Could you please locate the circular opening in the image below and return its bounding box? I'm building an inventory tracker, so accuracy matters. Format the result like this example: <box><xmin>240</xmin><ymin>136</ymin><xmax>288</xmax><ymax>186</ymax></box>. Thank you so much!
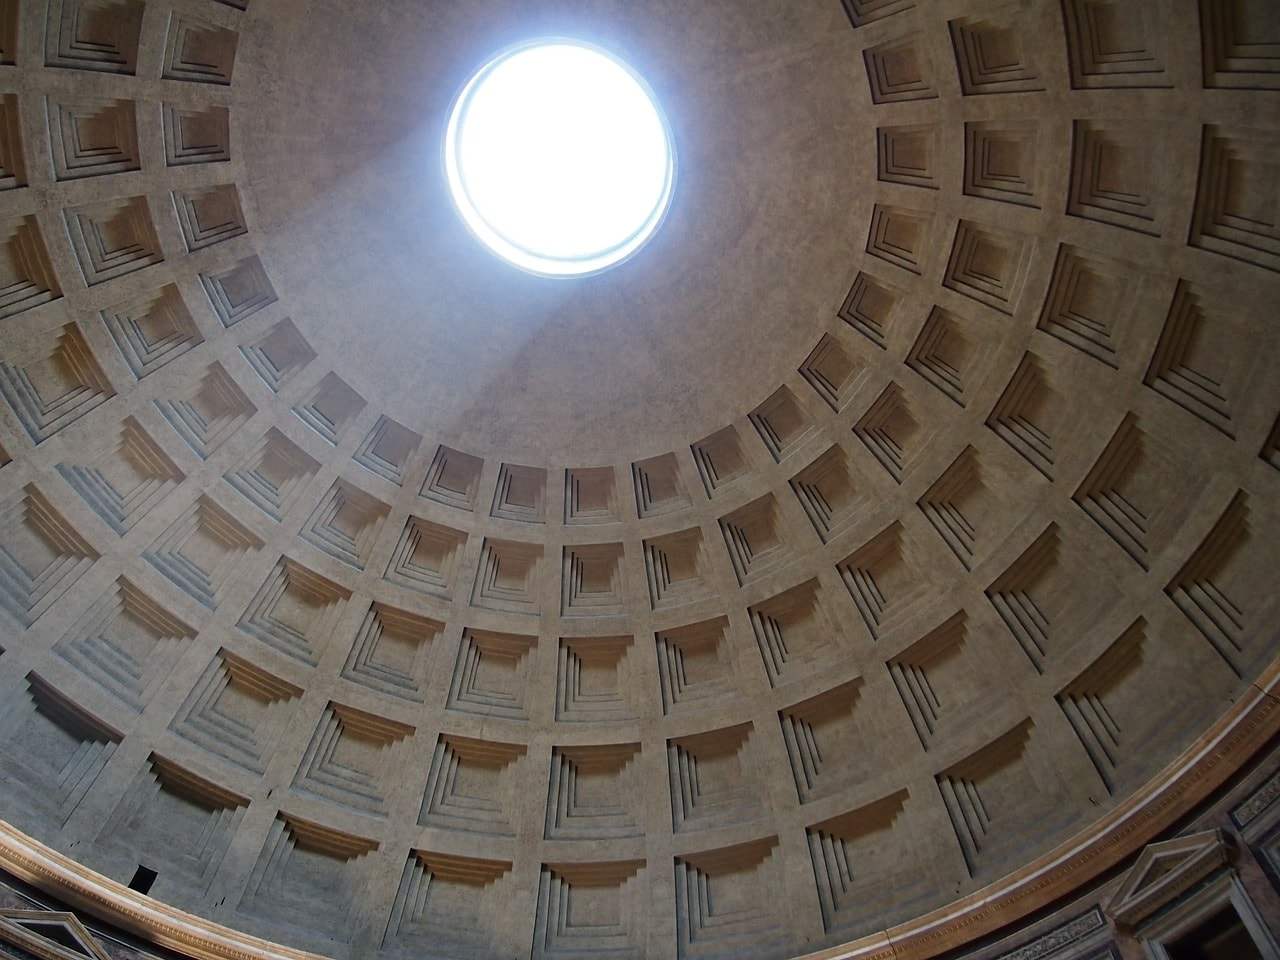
<box><xmin>445</xmin><ymin>39</ymin><xmax>676</xmax><ymax>278</ymax></box>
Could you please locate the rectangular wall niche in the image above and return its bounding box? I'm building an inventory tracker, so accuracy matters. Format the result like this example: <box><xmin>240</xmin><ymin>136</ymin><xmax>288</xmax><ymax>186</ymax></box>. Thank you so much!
<box><xmin>545</xmin><ymin>743</ymin><xmax>643</xmax><ymax>840</ymax></box>
<box><xmin>446</xmin><ymin>629</ymin><xmax>537</xmax><ymax>720</ymax></box>
<box><xmin>668</xmin><ymin>722</ymin><xmax>763</xmax><ymax>833</ymax></box>
<box><xmin>237</xmin><ymin>814</ymin><xmax>377</xmax><ymax>944</ymax></box>
<box><xmin>54</xmin><ymin>577</ymin><xmax>195</xmax><ymax>711</ymax></box>
<box><xmin>385</xmin><ymin>515</ymin><xmax>466</xmax><ymax>599</ymax></box>
<box><xmin>556</xmin><ymin>635</ymin><xmax>636</xmax><ymax>722</ymax></box>
<box><xmin>674</xmin><ymin>838</ymin><xmax>786</xmax><ymax>960</ymax></box>
<box><xmin>418</xmin><ymin>734</ymin><xmax>526</xmax><ymax>836</ymax></box>
<box><xmin>806</xmin><ymin>789</ymin><xmax>931</xmax><ymax>936</ymax></box>
<box><xmin>385</xmin><ymin>851</ymin><xmax>512</xmax><ymax>958</ymax></box>
<box><xmin>238</xmin><ymin>557</ymin><xmax>352</xmax><ymax>665</ymax></box>
<box><xmin>57</xmin><ymin>417</ymin><xmax>184</xmax><ymax>536</ymax></box>
<box><xmin>342</xmin><ymin>603</ymin><xmax>441</xmax><ymax>703</ymax></box>
<box><xmin>169</xmin><ymin>648</ymin><xmax>301</xmax><ymax>774</ymax></box>
<box><xmin>749</xmin><ymin>578</ymin><xmax>840</xmax><ymax>688</ymax></box>
<box><xmin>0</xmin><ymin>325</ymin><xmax>112</xmax><ymax>444</ymax></box>
<box><xmin>633</xmin><ymin>453</ymin><xmax>690</xmax><ymax>518</ymax></box>
<box><xmin>534</xmin><ymin>861</ymin><xmax>646</xmax><ymax>959</ymax></box>
<box><xmin>98</xmin><ymin>754</ymin><xmax>248</xmax><ymax>895</ymax></box>
<box><xmin>561</xmin><ymin>543</ymin><xmax>626</xmax><ymax>617</ymax></box>
<box><xmin>0</xmin><ymin>484</ymin><xmax>98</xmax><ymax>628</ymax></box>
<box><xmin>0</xmin><ymin>673</ymin><xmax>121</xmax><ymax>827</ymax></box>
<box><xmin>46</xmin><ymin>0</ymin><xmax>145</xmax><ymax>74</ymax></box>
<box><xmin>145</xmin><ymin>496</ymin><xmax>263</xmax><ymax>610</ymax></box>
<box><xmin>471</xmin><ymin>538</ymin><xmax>542</xmax><ymax>615</ymax></box>
<box><xmin>656</xmin><ymin>617</ymin><xmax>734</xmax><ymax>714</ymax></box>
<box><xmin>291</xmin><ymin>702</ymin><xmax>414</xmax><ymax>816</ymax></box>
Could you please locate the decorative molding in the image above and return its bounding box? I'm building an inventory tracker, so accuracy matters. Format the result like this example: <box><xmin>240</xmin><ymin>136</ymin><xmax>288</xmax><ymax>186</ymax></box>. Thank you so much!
<box><xmin>1102</xmin><ymin>828</ymin><xmax>1230</xmax><ymax>928</ymax></box>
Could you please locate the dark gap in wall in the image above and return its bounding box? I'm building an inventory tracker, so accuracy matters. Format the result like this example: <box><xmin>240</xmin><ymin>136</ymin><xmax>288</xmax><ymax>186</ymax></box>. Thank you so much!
<box><xmin>128</xmin><ymin>866</ymin><xmax>157</xmax><ymax>896</ymax></box>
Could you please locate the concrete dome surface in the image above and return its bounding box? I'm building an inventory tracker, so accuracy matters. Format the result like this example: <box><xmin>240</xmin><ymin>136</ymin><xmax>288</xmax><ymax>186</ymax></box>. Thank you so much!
<box><xmin>0</xmin><ymin>2</ymin><xmax>1276</xmax><ymax>960</ymax></box>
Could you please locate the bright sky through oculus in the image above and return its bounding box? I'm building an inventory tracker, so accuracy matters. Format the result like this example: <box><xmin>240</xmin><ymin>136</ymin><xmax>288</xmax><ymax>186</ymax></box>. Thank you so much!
<box><xmin>445</xmin><ymin>40</ymin><xmax>676</xmax><ymax>277</ymax></box>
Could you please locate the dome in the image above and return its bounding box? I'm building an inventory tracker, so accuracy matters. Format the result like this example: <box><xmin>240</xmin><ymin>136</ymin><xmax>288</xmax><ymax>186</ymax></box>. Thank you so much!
<box><xmin>0</xmin><ymin>2</ymin><xmax>1277</xmax><ymax>960</ymax></box>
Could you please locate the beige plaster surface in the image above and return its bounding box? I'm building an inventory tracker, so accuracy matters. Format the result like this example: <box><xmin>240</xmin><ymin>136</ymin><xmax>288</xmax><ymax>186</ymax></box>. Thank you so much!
<box><xmin>0</xmin><ymin>1</ymin><xmax>1276</xmax><ymax>959</ymax></box>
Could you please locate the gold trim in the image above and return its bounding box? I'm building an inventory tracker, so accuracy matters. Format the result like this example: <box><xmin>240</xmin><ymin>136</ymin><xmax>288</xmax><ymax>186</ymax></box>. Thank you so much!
<box><xmin>0</xmin><ymin>826</ymin><xmax>324</xmax><ymax>960</ymax></box>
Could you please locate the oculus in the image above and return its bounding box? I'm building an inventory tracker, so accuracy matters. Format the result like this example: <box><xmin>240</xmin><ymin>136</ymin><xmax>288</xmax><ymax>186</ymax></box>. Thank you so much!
<box><xmin>445</xmin><ymin>39</ymin><xmax>676</xmax><ymax>278</ymax></box>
